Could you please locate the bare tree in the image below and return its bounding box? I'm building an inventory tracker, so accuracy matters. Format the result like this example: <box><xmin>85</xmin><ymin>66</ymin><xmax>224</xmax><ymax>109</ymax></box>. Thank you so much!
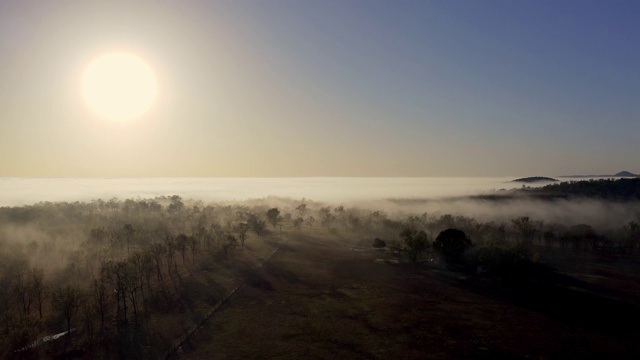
<box><xmin>123</xmin><ymin>224</ymin><xmax>134</xmax><ymax>256</ymax></box>
<box><xmin>52</xmin><ymin>285</ymin><xmax>82</xmax><ymax>334</ymax></box>
<box><xmin>123</xmin><ymin>261</ymin><xmax>141</xmax><ymax>325</ymax></box>
<box><xmin>8</xmin><ymin>261</ymin><xmax>34</xmax><ymax>321</ymax></box>
<box><xmin>175</xmin><ymin>234</ymin><xmax>189</xmax><ymax>264</ymax></box>
<box><xmin>28</xmin><ymin>267</ymin><xmax>46</xmax><ymax>320</ymax></box>
<box><xmin>92</xmin><ymin>277</ymin><xmax>108</xmax><ymax>331</ymax></box>
<box><xmin>150</xmin><ymin>243</ymin><xmax>166</xmax><ymax>288</ymax></box>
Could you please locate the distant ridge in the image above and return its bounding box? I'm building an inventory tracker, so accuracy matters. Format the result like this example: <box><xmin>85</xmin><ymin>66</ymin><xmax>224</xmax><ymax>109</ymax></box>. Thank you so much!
<box><xmin>559</xmin><ymin>171</ymin><xmax>637</xmax><ymax>178</ymax></box>
<box><xmin>614</xmin><ymin>171</ymin><xmax>637</xmax><ymax>177</ymax></box>
<box><xmin>512</xmin><ymin>176</ymin><xmax>558</xmax><ymax>183</ymax></box>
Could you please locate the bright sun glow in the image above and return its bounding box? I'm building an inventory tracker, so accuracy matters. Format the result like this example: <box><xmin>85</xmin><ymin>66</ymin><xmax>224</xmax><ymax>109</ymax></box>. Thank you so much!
<box><xmin>82</xmin><ymin>52</ymin><xmax>158</xmax><ymax>121</ymax></box>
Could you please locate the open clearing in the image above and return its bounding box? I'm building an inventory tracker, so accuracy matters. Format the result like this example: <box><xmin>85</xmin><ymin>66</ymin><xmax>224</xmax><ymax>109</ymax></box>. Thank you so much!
<box><xmin>181</xmin><ymin>229</ymin><xmax>640</xmax><ymax>359</ymax></box>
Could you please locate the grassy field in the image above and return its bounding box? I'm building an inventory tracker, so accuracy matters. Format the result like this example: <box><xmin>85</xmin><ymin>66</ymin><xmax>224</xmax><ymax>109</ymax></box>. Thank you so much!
<box><xmin>177</xmin><ymin>227</ymin><xmax>640</xmax><ymax>360</ymax></box>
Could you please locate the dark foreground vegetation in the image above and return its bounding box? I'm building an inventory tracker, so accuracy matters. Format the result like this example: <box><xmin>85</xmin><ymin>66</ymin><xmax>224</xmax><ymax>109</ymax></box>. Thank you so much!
<box><xmin>1</xmin><ymin>183</ymin><xmax>640</xmax><ymax>359</ymax></box>
<box><xmin>468</xmin><ymin>177</ymin><xmax>640</xmax><ymax>202</ymax></box>
<box><xmin>525</xmin><ymin>177</ymin><xmax>640</xmax><ymax>200</ymax></box>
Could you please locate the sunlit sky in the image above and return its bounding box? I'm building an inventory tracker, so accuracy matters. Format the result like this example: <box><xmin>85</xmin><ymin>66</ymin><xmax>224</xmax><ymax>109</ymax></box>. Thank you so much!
<box><xmin>1</xmin><ymin>0</ymin><xmax>638</xmax><ymax>177</ymax></box>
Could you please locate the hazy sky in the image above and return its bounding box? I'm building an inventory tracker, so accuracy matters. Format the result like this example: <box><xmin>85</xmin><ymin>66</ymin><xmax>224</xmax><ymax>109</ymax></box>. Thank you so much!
<box><xmin>1</xmin><ymin>0</ymin><xmax>638</xmax><ymax>177</ymax></box>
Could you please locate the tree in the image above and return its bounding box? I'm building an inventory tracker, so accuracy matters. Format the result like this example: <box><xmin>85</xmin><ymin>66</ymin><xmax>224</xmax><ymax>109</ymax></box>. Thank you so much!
<box><xmin>622</xmin><ymin>221</ymin><xmax>640</xmax><ymax>255</ymax></box>
<box><xmin>28</xmin><ymin>268</ymin><xmax>46</xmax><ymax>320</ymax></box>
<box><xmin>92</xmin><ymin>277</ymin><xmax>108</xmax><ymax>330</ymax></box>
<box><xmin>123</xmin><ymin>224</ymin><xmax>134</xmax><ymax>256</ymax></box>
<box><xmin>150</xmin><ymin>243</ymin><xmax>166</xmax><ymax>288</ymax></box>
<box><xmin>175</xmin><ymin>234</ymin><xmax>189</xmax><ymax>264</ymax></box>
<box><xmin>168</xmin><ymin>195</ymin><xmax>184</xmax><ymax>213</ymax></box>
<box><xmin>400</xmin><ymin>228</ymin><xmax>429</xmax><ymax>263</ymax></box>
<box><xmin>266</xmin><ymin>208</ymin><xmax>281</xmax><ymax>229</ymax></box>
<box><xmin>123</xmin><ymin>261</ymin><xmax>141</xmax><ymax>325</ymax></box>
<box><xmin>334</xmin><ymin>206</ymin><xmax>347</xmax><ymax>229</ymax></box>
<box><xmin>105</xmin><ymin>261</ymin><xmax>131</xmax><ymax>326</ymax></box>
<box><xmin>52</xmin><ymin>285</ymin><xmax>82</xmax><ymax>334</ymax></box>
<box><xmin>222</xmin><ymin>234</ymin><xmax>238</xmax><ymax>257</ymax></box>
<box><xmin>11</xmin><ymin>265</ymin><xmax>30</xmax><ymax>319</ymax></box>
<box><xmin>293</xmin><ymin>217</ymin><xmax>304</xmax><ymax>230</ymax></box>
<box><xmin>27</xmin><ymin>241</ymin><xmax>39</xmax><ymax>265</ymax></box>
<box><xmin>348</xmin><ymin>214</ymin><xmax>361</xmax><ymax>232</ymax></box>
<box><xmin>433</xmin><ymin>229</ymin><xmax>472</xmax><ymax>263</ymax></box>
<box><xmin>319</xmin><ymin>207</ymin><xmax>335</xmax><ymax>229</ymax></box>
<box><xmin>306</xmin><ymin>216</ymin><xmax>315</xmax><ymax>227</ymax></box>
<box><xmin>295</xmin><ymin>200</ymin><xmax>307</xmax><ymax>218</ymax></box>
<box><xmin>511</xmin><ymin>216</ymin><xmax>538</xmax><ymax>245</ymax></box>
<box><xmin>235</xmin><ymin>222</ymin><xmax>251</xmax><ymax>248</ymax></box>
<box><xmin>562</xmin><ymin>224</ymin><xmax>598</xmax><ymax>254</ymax></box>
<box><xmin>367</xmin><ymin>211</ymin><xmax>385</xmax><ymax>238</ymax></box>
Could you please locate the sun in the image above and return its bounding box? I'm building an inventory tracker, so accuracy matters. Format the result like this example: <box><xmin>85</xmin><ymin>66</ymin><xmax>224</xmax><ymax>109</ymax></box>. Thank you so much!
<box><xmin>82</xmin><ymin>52</ymin><xmax>158</xmax><ymax>121</ymax></box>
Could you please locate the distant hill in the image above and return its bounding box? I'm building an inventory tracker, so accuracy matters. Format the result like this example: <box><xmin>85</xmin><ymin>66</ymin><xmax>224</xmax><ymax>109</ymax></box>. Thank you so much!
<box><xmin>512</xmin><ymin>176</ymin><xmax>558</xmax><ymax>183</ymax></box>
<box><xmin>524</xmin><ymin>177</ymin><xmax>640</xmax><ymax>201</ymax></box>
<box><xmin>614</xmin><ymin>171</ymin><xmax>637</xmax><ymax>177</ymax></box>
<box><xmin>559</xmin><ymin>170</ymin><xmax>637</xmax><ymax>178</ymax></box>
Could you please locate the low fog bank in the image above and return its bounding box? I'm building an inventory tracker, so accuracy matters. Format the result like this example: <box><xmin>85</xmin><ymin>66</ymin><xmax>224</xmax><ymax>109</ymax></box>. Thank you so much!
<box><xmin>2</xmin><ymin>177</ymin><xmax>637</xmax><ymax>231</ymax></box>
<box><xmin>2</xmin><ymin>179</ymin><xmax>638</xmax><ymax>358</ymax></box>
<box><xmin>0</xmin><ymin>194</ymin><xmax>637</xmax><ymax>281</ymax></box>
<box><xmin>235</xmin><ymin>196</ymin><xmax>639</xmax><ymax>232</ymax></box>
<box><xmin>366</xmin><ymin>198</ymin><xmax>640</xmax><ymax>231</ymax></box>
<box><xmin>1</xmin><ymin>177</ymin><xmax>530</xmax><ymax>206</ymax></box>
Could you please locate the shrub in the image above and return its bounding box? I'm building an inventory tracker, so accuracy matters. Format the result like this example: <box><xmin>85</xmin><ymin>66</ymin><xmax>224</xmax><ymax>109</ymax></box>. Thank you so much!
<box><xmin>372</xmin><ymin>238</ymin><xmax>386</xmax><ymax>248</ymax></box>
<box><xmin>400</xmin><ymin>228</ymin><xmax>429</xmax><ymax>263</ymax></box>
<box><xmin>463</xmin><ymin>245</ymin><xmax>535</xmax><ymax>283</ymax></box>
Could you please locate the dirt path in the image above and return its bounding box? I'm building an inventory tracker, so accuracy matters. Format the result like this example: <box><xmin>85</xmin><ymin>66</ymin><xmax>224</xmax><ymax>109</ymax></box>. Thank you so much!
<box><xmin>181</xmin><ymin>230</ymin><xmax>640</xmax><ymax>359</ymax></box>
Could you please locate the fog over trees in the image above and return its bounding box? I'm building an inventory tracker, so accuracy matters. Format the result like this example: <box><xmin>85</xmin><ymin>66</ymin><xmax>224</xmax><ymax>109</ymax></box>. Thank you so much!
<box><xmin>1</xmin><ymin>179</ymin><xmax>640</xmax><ymax>358</ymax></box>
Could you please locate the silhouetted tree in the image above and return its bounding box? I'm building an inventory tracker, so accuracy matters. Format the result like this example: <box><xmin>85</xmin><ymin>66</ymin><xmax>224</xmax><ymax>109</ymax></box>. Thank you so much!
<box><xmin>175</xmin><ymin>234</ymin><xmax>189</xmax><ymax>264</ymax></box>
<box><xmin>247</xmin><ymin>214</ymin><xmax>266</xmax><ymax>236</ymax></box>
<box><xmin>222</xmin><ymin>235</ymin><xmax>238</xmax><ymax>257</ymax></box>
<box><xmin>334</xmin><ymin>206</ymin><xmax>347</xmax><ymax>229</ymax></box>
<box><xmin>123</xmin><ymin>224</ymin><xmax>134</xmax><ymax>256</ymax></box>
<box><xmin>622</xmin><ymin>221</ymin><xmax>640</xmax><ymax>255</ymax></box>
<box><xmin>28</xmin><ymin>267</ymin><xmax>46</xmax><ymax>320</ymax></box>
<box><xmin>319</xmin><ymin>207</ymin><xmax>335</xmax><ymax>229</ymax></box>
<box><xmin>306</xmin><ymin>216</ymin><xmax>315</xmax><ymax>227</ymax></box>
<box><xmin>561</xmin><ymin>224</ymin><xmax>598</xmax><ymax>254</ymax></box>
<box><xmin>348</xmin><ymin>214</ymin><xmax>361</xmax><ymax>232</ymax></box>
<box><xmin>266</xmin><ymin>208</ymin><xmax>281</xmax><ymax>229</ymax></box>
<box><xmin>511</xmin><ymin>216</ymin><xmax>538</xmax><ymax>245</ymax></box>
<box><xmin>235</xmin><ymin>222</ymin><xmax>251</xmax><ymax>248</ymax></box>
<box><xmin>168</xmin><ymin>195</ymin><xmax>184</xmax><ymax>213</ymax></box>
<box><xmin>52</xmin><ymin>285</ymin><xmax>82</xmax><ymax>334</ymax></box>
<box><xmin>433</xmin><ymin>229</ymin><xmax>472</xmax><ymax>263</ymax></box>
<box><xmin>295</xmin><ymin>200</ymin><xmax>307</xmax><ymax>218</ymax></box>
<box><xmin>92</xmin><ymin>276</ymin><xmax>108</xmax><ymax>330</ymax></box>
<box><xmin>150</xmin><ymin>243</ymin><xmax>166</xmax><ymax>288</ymax></box>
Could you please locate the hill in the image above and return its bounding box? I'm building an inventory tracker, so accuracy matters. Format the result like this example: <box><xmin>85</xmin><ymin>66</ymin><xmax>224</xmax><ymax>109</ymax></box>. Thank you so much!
<box><xmin>512</xmin><ymin>176</ymin><xmax>558</xmax><ymax>183</ymax></box>
<box><xmin>560</xmin><ymin>170</ymin><xmax>637</xmax><ymax>178</ymax></box>
<box><xmin>525</xmin><ymin>177</ymin><xmax>640</xmax><ymax>200</ymax></box>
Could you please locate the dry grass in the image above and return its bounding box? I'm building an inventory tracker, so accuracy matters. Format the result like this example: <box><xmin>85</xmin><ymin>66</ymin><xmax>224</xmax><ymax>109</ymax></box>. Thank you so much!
<box><xmin>181</xmin><ymin>228</ymin><xmax>640</xmax><ymax>360</ymax></box>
